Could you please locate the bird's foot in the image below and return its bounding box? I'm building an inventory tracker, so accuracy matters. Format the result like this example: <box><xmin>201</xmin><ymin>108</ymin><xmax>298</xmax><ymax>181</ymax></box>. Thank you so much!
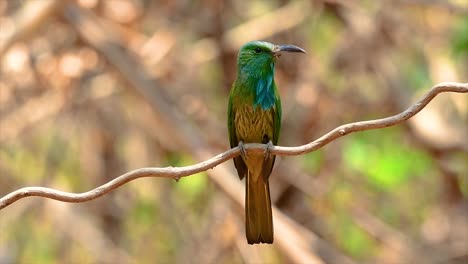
<box><xmin>264</xmin><ymin>141</ymin><xmax>274</xmax><ymax>160</ymax></box>
<box><xmin>238</xmin><ymin>141</ymin><xmax>247</xmax><ymax>160</ymax></box>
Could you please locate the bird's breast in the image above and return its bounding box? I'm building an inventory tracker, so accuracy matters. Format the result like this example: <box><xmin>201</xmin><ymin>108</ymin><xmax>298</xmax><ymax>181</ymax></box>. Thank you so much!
<box><xmin>234</xmin><ymin>104</ymin><xmax>275</xmax><ymax>144</ymax></box>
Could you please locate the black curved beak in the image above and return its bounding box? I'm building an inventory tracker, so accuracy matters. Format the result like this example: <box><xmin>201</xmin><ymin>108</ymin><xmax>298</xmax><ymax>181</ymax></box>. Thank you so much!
<box><xmin>278</xmin><ymin>45</ymin><xmax>307</xmax><ymax>53</ymax></box>
<box><xmin>273</xmin><ymin>44</ymin><xmax>306</xmax><ymax>57</ymax></box>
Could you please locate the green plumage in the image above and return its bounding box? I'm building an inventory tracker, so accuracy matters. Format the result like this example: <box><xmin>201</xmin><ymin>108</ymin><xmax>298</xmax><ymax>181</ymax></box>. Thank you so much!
<box><xmin>227</xmin><ymin>41</ymin><xmax>305</xmax><ymax>244</ymax></box>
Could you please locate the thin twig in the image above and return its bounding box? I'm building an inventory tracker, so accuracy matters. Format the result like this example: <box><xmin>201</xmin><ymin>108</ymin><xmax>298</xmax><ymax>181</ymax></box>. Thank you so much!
<box><xmin>0</xmin><ymin>82</ymin><xmax>467</xmax><ymax>210</ymax></box>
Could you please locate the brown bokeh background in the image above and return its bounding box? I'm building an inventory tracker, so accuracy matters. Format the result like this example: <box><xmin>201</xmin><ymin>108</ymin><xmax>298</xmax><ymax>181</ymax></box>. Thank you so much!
<box><xmin>1</xmin><ymin>0</ymin><xmax>467</xmax><ymax>263</ymax></box>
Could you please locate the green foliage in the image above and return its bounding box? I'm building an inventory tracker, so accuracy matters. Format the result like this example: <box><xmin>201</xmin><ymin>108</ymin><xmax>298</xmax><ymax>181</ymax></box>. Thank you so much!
<box><xmin>175</xmin><ymin>171</ymin><xmax>208</xmax><ymax>202</ymax></box>
<box><xmin>18</xmin><ymin>216</ymin><xmax>58</xmax><ymax>264</ymax></box>
<box><xmin>172</xmin><ymin>155</ymin><xmax>209</xmax><ymax>203</ymax></box>
<box><xmin>327</xmin><ymin>182</ymin><xmax>376</xmax><ymax>259</ymax></box>
<box><xmin>343</xmin><ymin>129</ymin><xmax>433</xmax><ymax>191</ymax></box>
<box><xmin>402</xmin><ymin>56</ymin><xmax>432</xmax><ymax>92</ymax></box>
<box><xmin>1</xmin><ymin>145</ymin><xmax>46</xmax><ymax>182</ymax></box>
<box><xmin>0</xmin><ymin>132</ymin><xmax>82</xmax><ymax>187</ymax></box>
<box><xmin>339</xmin><ymin>220</ymin><xmax>375</xmax><ymax>258</ymax></box>
<box><xmin>306</xmin><ymin>10</ymin><xmax>342</xmax><ymax>63</ymax></box>
<box><xmin>452</xmin><ymin>16</ymin><xmax>468</xmax><ymax>56</ymax></box>
<box><xmin>132</xmin><ymin>199</ymin><xmax>159</xmax><ymax>226</ymax></box>
<box><xmin>125</xmin><ymin>199</ymin><xmax>169</xmax><ymax>262</ymax></box>
<box><xmin>302</xmin><ymin>150</ymin><xmax>324</xmax><ymax>174</ymax></box>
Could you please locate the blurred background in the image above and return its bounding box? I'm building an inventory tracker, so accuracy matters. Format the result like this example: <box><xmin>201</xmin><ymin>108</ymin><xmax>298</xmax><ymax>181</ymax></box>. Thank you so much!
<box><xmin>1</xmin><ymin>0</ymin><xmax>467</xmax><ymax>263</ymax></box>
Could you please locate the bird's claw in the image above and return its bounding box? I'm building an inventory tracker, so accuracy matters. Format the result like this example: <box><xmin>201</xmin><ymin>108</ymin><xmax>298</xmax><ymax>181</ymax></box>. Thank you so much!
<box><xmin>264</xmin><ymin>141</ymin><xmax>274</xmax><ymax>160</ymax></box>
<box><xmin>239</xmin><ymin>141</ymin><xmax>247</xmax><ymax>160</ymax></box>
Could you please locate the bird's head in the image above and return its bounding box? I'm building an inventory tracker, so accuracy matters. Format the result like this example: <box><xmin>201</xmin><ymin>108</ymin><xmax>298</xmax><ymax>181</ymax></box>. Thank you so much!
<box><xmin>237</xmin><ymin>41</ymin><xmax>306</xmax><ymax>76</ymax></box>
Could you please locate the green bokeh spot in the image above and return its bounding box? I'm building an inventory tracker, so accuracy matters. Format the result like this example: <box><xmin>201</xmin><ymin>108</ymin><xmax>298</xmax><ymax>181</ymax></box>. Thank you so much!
<box><xmin>402</xmin><ymin>58</ymin><xmax>432</xmax><ymax>92</ymax></box>
<box><xmin>170</xmin><ymin>155</ymin><xmax>208</xmax><ymax>200</ymax></box>
<box><xmin>341</xmin><ymin>222</ymin><xmax>374</xmax><ymax>258</ymax></box>
<box><xmin>307</xmin><ymin>10</ymin><xmax>342</xmax><ymax>62</ymax></box>
<box><xmin>303</xmin><ymin>150</ymin><xmax>324</xmax><ymax>174</ymax></box>
<box><xmin>343</xmin><ymin>130</ymin><xmax>433</xmax><ymax>190</ymax></box>
<box><xmin>176</xmin><ymin>171</ymin><xmax>208</xmax><ymax>199</ymax></box>
<box><xmin>452</xmin><ymin>16</ymin><xmax>468</xmax><ymax>55</ymax></box>
<box><xmin>133</xmin><ymin>199</ymin><xmax>158</xmax><ymax>225</ymax></box>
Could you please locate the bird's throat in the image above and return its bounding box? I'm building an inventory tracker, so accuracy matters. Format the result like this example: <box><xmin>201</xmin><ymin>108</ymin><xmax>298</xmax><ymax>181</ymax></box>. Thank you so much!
<box><xmin>244</xmin><ymin>62</ymin><xmax>275</xmax><ymax>111</ymax></box>
<box><xmin>254</xmin><ymin>74</ymin><xmax>275</xmax><ymax>110</ymax></box>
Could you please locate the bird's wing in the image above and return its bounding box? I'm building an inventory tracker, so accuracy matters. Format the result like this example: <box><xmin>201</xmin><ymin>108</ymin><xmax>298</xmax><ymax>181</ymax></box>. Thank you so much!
<box><xmin>273</xmin><ymin>88</ymin><xmax>282</xmax><ymax>145</ymax></box>
<box><xmin>261</xmin><ymin>85</ymin><xmax>282</xmax><ymax>181</ymax></box>
<box><xmin>228</xmin><ymin>88</ymin><xmax>248</xmax><ymax>180</ymax></box>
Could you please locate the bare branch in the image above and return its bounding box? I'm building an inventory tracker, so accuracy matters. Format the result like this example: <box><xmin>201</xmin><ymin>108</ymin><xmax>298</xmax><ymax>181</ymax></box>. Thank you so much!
<box><xmin>0</xmin><ymin>0</ymin><xmax>62</xmax><ymax>57</ymax></box>
<box><xmin>0</xmin><ymin>82</ymin><xmax>467</xmax><ymax>210</ymax></box>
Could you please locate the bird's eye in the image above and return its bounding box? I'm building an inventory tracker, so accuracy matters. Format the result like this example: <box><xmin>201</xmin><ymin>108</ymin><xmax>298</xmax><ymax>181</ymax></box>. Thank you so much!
<box><xmin>254</xmin><ymin>47</ymin><xmax>262</xmax><ymax>54</ymax></box>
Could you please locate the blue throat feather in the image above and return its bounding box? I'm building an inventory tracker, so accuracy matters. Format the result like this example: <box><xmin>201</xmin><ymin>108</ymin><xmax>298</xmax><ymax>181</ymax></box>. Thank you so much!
<box><xmin>254</xmin><ymin>63</ymin><xmax>275</xmax><ymax>110</ymax></box>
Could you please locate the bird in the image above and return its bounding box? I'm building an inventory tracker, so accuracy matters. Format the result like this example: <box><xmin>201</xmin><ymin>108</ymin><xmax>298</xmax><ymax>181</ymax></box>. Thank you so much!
<box><xmin>227</xmin><ymin>41</ymin><xmax>306</xmax><ymax>244</ymax></box>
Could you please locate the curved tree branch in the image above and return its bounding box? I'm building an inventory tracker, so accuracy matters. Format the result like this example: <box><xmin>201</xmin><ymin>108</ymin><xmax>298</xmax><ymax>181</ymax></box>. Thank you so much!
<box><xmin>1</xmin><ymin>82</ymin><xmax>467</xmax><ymax>210</ymax></box>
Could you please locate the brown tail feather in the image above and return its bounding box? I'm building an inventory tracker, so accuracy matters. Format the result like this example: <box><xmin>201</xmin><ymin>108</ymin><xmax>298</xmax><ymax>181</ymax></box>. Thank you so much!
<box><xmin>245</xmin><ymin>171</ymin><xmax>273</xmax><ymax>244</ymax></box>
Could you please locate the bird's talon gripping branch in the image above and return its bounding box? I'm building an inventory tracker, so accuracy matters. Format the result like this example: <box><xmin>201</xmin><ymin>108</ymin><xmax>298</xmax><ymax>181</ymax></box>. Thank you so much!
<box><xmin>264</xmin><ymin>141</ymin><xmax>274</xmax><ymax>161</ymax></box>
<box><xmin>238</xmin><ymin>141</ymin><xmax>247</xmax><ymax>159</ymax></box>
